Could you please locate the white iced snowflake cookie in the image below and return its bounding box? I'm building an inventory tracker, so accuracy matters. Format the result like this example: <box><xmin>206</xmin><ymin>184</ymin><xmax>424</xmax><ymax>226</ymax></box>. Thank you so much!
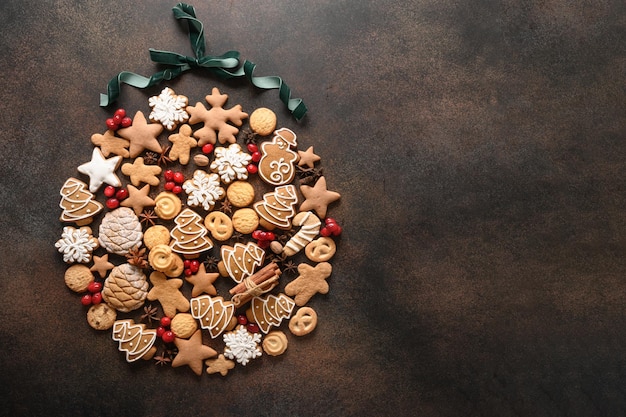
<box><xmin>223</xmin><ymin>325</ymin><xmax>262</xmax><ymax>365</ymax></box>
<box><xmin>183</xmin><ymin>170</ymin><xmax>224</xmax><ymax>211</ymax></box>
<box><xmin>55</xmin><ymin>226</ymin><xmax>99</xmax><ymax>263</ymax></box>
<box><xmin>210</xmin><ymin>143</ymin><xmax>252</xmax><ymax>184</ymax></box>
<box><xmin>148</xmin><ymin>87</ymin><xmax>189</xmax><ymax>130</ymax></box>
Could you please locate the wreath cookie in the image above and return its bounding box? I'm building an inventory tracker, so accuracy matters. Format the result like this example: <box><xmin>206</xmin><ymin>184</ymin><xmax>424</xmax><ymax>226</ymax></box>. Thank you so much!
<box><xmin>56</xmin><ymin>4</ymin><xmax>341</xmax><ymax>377</ymax></box>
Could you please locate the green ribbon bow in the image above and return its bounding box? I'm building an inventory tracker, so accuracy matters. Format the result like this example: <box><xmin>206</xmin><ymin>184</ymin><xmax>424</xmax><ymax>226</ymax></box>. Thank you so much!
<box><xmin>100</xmin><ymin>3</ymin><xmax>307</xmax><ymax>120</ymax></box>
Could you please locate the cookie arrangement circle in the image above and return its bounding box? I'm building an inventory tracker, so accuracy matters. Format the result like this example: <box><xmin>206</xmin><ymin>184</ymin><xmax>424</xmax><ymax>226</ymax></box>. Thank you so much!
<box><xmin>56</xmin><ymin>86</ymin><xmax>342</xmax><ymax>376</ymax></box>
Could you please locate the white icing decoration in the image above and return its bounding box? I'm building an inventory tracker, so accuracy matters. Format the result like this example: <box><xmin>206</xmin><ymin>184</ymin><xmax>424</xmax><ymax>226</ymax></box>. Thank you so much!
<box><xmin>148</xmin><ymin>87</ymin><xmax>189</xmax><ymax>130</ymax></box>
<box><xmin>210</xmin><ymin>144</ymin><xmax>252</xmax><ymax>184</ymax></box>
<box><xmin>77</xmin><ymin>147</ymin><xmax>122</xmax><ymax>193</ymax></box>
<box><xmin>183</xmin><ymin>170</ymin><xmax>224</xmax><ymax>211</ymax></box>
<box><xmin>55</xmin><ymin>226</ymin><xmax>98</xmax><ymax>263</ymax></box>
<box><xmin>223</xmin><ymin>325</ymin><xmax>262</xmax><ymax>365</ymax></box>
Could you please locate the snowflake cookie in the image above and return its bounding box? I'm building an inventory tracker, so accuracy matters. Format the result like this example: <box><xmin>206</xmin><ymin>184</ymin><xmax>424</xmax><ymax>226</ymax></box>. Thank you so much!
<box><xmin>55</xmin><ymin>226</ymin><xmax>99</xmax><ymax>263</ymax></box>
<box><xmin>223</xmin><ymin>325</ymin><xmax>262</xmax><ymax>365</ymax></box>
<box><xmin>183</xmin><ymin>170</ymin><xmax>225</xmax><ymax>211</ymax></box>
<box><xmin>148</xmin><ymin>87</ymin><xmax>189</xmax><ymax>130</ymax></box>
<box><xmin>210</xmin><ymin>143</ymin><xmax>252</xmax><ymax>184</ymax></box>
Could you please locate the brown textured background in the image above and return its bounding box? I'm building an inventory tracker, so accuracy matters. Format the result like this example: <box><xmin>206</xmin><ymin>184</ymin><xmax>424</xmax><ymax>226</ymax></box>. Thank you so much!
<box><xmin>1</xmin><ymin>0</ymin><xmax>626</xmax><ymax>416</ymax></box>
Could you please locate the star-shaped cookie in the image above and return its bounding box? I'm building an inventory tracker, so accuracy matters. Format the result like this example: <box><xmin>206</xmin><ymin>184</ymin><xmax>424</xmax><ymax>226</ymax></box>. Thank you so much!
<box><xmin>121</xmin><ymin>157</ymin><xmax>162</xmax><ymax>187</ymax></box>
<box><xmin>297</xmin><ymin>146</ymin><xmax>321</xmax><ymax>168</ymax></box>
<box><xmin>90</xmin><ymin>254</ymin><xmax>115</xmax><ymax>278</ymax></box>
<box><xmin>185</xmin><ymin>263</ymin><xmax>219</xmax><ymax>297</ymax></box>
<box><xmin>91</xmin><ymin>130</ymin><xmax>130</xmax><ymax>158</ymax></box>
<box><xmin>299</xmin><ymin>176</ymin><xmax>340</xmax><ymax>219</ymax></box>
<box><xmin>77</xmin><ymin>147</ymin><xmax>122</xmax><ymax>192</ymax></box>
<box><xmin>117</xmin><ymin>111</ymin><xmax>164</xmax><ymax>158</ymax></box>
<box><xmin>205</xmin><ymin>354</ymin><xmax>235</xmax><ymax>376</ymax></box>
<box><xmin>121</xmin><ymin>184</ymin><xmax>155</xmax><ymax>215</ymax></box>
<box><xmin>172</xmin><ymin>330</ymin><xmax>217</xmax><ymax>375</ymax></box>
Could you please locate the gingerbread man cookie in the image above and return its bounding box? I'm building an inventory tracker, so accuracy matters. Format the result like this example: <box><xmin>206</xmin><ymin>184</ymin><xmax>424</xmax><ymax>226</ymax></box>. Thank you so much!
<box><xmin>284</xmin><ymin>262</ymin><xmax>332</xmax><ymax>306</ymax></box>
<box><xmin>147</xmin><ymin>271</ymin><xmax>190</xmax><ymax>317</ymax></box>
<box><xmin>168</xmin><ymin>124</ymin><xmax>197</xmax><ymax>164</ymax></box>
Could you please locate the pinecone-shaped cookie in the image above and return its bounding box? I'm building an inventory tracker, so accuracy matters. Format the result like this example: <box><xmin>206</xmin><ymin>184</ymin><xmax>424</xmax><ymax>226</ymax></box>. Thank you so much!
<box><xmin>98</xmin><ymin>207</ymin><xmax>143</xmax><ymax>256</ymax></box>
<box><xmin>102</xmin><ymin>263</ymin><xmax>149</xmax><ymax>312</ymax></box>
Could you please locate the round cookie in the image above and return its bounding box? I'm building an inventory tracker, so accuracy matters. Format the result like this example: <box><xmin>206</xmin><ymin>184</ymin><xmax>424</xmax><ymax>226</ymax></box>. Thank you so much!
<box><xmin>171</xmin><ymin>313</ymin><xmax>198</xmax><ymax>339</ymax></box>
<box><xmin>143</xmin><ymin>225</ymin><xmax>171</xmax><ymax>249</ymax></box>
<box><xmin>64</xmin><ymin>264</ymin><xmax>94</xmax><ymax>293</ymax></box>
<box><xmin>249</xmin><ymin>107</ymin><xmax>277</xmax><ymax>136</ymax></box>
<box><xmin>226</xmin><ymin>181</ymin><xmax>255</xmax><ymax>207</ymax></box>
<box><xmin>288</xmin><ymin>306</ymin><xmax>318</xmax><ymax>336</ymax></box>
<box><xmin>87</xmin><ymin>303</ymin><xmax>117</xmax><ymax>330</ymax></box>
<box><xmin>262</xmin><ymin>330</ymin><xmax>288</xmax><ymax>356</ymax></box>
<box><xmin>154</xmin><ymin>191</ymin><xmax>182</xmax><ymax>220</ymax></box>
<box><xmin>231</xmin><ymin>208</ymin><xmax>259</xmax><ymax>234</ymax></box>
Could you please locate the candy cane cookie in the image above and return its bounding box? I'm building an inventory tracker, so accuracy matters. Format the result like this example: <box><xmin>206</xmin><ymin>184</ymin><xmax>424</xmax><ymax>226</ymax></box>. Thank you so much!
<box><xmin>281</xmin><ymin>211</ymin><xmax>321</xmax><ymax>257</ymax></box>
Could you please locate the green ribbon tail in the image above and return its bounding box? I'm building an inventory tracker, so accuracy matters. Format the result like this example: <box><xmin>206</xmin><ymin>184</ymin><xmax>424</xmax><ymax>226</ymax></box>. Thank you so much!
<box><xmin>242</xmin><ymin>60</ymin><xmax>307</xmax><ymax>121</ymax></box>
<box><xmin>99</xmin><ymin>68</ymin><xmax>183</xmax><ymax>107</ymax></box>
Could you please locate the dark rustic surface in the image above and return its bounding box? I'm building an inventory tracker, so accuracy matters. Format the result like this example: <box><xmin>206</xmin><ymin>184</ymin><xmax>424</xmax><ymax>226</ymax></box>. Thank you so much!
<box><xmin>1</xmin><ymin>1</ymin><xmax>626</xmax><ymax>416</ymax></box>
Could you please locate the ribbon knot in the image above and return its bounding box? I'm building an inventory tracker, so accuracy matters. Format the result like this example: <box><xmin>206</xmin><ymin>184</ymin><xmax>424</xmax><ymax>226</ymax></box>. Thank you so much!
<box><xmin>100</xmin><ymin>3</ymin><xmax>306</xmax><ymax>120</ymax></box>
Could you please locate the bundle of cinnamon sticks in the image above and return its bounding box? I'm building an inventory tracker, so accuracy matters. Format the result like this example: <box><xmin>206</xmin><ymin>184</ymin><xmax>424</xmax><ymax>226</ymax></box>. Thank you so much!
<box><xmin>229</xmin><ymin>262</ymin><xmax>281</xmax><ymax>307</ymax></box>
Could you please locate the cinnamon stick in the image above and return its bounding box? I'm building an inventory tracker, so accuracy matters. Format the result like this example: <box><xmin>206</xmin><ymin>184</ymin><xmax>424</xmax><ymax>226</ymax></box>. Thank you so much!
<box><xmin>229</xmin><ymin>262</ymin><xmax>281</xmax><ymax>295</ymax></box>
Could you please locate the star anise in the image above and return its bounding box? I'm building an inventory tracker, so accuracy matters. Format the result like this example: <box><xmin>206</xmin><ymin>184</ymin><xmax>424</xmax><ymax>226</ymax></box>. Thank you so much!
<box><xmin>231</xmin><ymin>231</ymin><xmax>245</xmax><ymax>243</ymax></box>
<box><xmin>144</xmin><ymin>151</ymin><xmax>159</xmax><ymax>165</ymax></box>
<box><xmin>242</xmin><ymin>129</ymin><xmax>259</xmax><ymax>145</ymax></box>
<box><xmin>276</xmin><ymin>230</ymin><xmax>294</xmax><ymax>245</ymax></box>
<box><xmin>139</xmin><ymin>209</ymin><xmax>158</xmax><ymax>227</ymax></box>
<box><xmin>203</xmin><ymin>256</ymin><xmax>220</xmax><ymax>272</ymax></box>
<box><xmin>154</xmin><ymin>351</ymin><xmax>172</xmax><ymax>366</ymax></box>
<box><xmin>297</xmin><ymin>166</ymin><xmax>324</xmax><ymax>185</ymax></box>
<box><xmin>267</xmin><ymin>251</ymin><xmax>287</xmax><ymax>266</ymax></box>
<box><xmin>219</xmin><ymin>199</ymin><xmax>233</xmax><ymax>215</ymax></box>
<box><xmin>282</xmin><ymin>260</ymin><xmax>299</xmax><ymax>275</ymax></box>
<box><xmin>126</xmin><ymin>246</ymin><xmax>148</xmax><ymax>268</ymax></box>
<box><xmin>140</xmin><ymin>304</ymin><xmax>159</xmax><ymax>323</ymax></box>
<box><xmin>157</xmin><ymin>145</ymin><xmax>173</xmax><ymax>167</ymax></box>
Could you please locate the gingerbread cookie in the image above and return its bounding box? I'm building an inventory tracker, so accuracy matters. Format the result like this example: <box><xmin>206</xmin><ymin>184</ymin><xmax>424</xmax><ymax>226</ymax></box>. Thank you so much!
<box><xmin>91</xmin><ymin>130</ymin><xmax>130</xmax><ymax>158</ymax></box>
<box><xmin>56</xmin><ymin>226</ymin><xmax>99</xmax><ymax>264</ymax></box>
<box><xmin>148</xmin><ymin>87</ymin><xmax>189</xmax><ymax>130</ymax></box>
<box><xmin>59</xmin><ymin>177</ymin><xmax>104</xmax><ymax>226</ymax></box>
<box><xmin>258</xmin><ymin>128</ymin><xmax>298</xmax><ymax>186</ymax></box>
<box><xmin>299</xmin><ymin>176</ymin><xmax>341</xmax><ymax>219</ymax></box>
<box><xmin>284</xmin><ymin>262</ymin><xmax>332</xmax><ymax>306</ymax></box>
<box><xmin>117</xmin><ymin>110</ymin><xmax>163</xmax><ymax>158</ymax></box>
<box><xmin>186</xmin><ymin>87</ymin><xmax>248</xmax><ymax>145</ymax></box>
<box><xmin>168</xmin><ymin>124</ymin><xmax>197</xmax><ymax>164</ymax></box>
<box><xmin>112</xmin><ymin>319</ymin><xmax>157</xmax><ymax>362</ymax></box>
<box><xmin>147</xmin><ymin>271</ymin><xmax>189</xmax><ymax>317</ymax></box>
<box><xmin>254</xmin><ymin>184</ymin><xmax>298</xmax><ymax>230</ymax></box>
<box><xmin>120</xmin><ymin>184</ymin><xmax>155</xmax><ymax>215</ymax></box>
<box><xmin>121</xmin><ymin>157</ymin><xmax>162</xmax><ymax>187</ymax></box>
<box><xmin>206</xmin><ymin>354</ymin><xmax>235</xmax><ymax>376</ymax></box>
